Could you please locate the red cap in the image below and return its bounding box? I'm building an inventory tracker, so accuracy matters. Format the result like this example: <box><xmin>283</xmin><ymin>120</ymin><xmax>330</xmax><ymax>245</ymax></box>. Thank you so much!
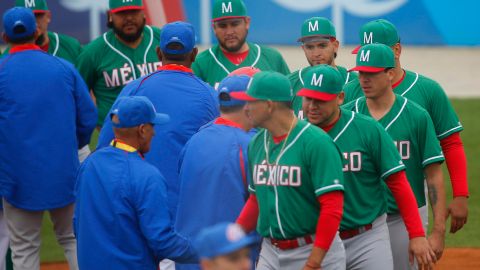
<box><xmin>297</xmin><ymin>89</ymin><xmax>337</xmax><ymax>101</ymax></box>
<box><xmin>351</xmin><ymin>45</ymin><xmax>361</xmax><ymax>54</ymax></box>
<box><xmin>110</xmin><ymin>6</ymin><xmax>144</xmax><ymax>14</ymax></box>
<box><xmin>229</xmin><ymin>91</ymin><xmax>258</xmax><ymax>101</ymax></box>
<box><xmin>348</xmin><ymin>66</ymin><xmax>386</xmax><ymax>73</ymax></box>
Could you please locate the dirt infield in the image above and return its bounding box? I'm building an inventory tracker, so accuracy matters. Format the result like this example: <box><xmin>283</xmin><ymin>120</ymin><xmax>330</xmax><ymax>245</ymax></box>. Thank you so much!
<box><xmin>40</xmin><ymin>248</ymin><xmax>480</xmax><ymax>269</ymax></box>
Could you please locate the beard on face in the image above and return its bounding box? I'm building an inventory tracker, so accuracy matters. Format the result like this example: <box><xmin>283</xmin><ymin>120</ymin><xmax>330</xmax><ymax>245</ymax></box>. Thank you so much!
<box><xmin>219</xmin><ymin>30</ymin><xmax>248</xmax><ymax>53</ymax></box>
<box><xmin>112</xmin><ymin>18</ymin><xmax>146</xmax><ymax>43</ymax></box>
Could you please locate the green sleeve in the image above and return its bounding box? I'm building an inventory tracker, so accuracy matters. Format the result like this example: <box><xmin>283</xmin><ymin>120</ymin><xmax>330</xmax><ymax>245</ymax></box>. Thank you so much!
<box><xmin>75</xmin><ymin>48</ymin><xmax>97</xmax><ymax>90</ymax></box>
<box><xmin>274</xmin><ymin>49</ymin><xmax>290</xmax><ymax>75</ymax></box>
<box><xmin>417</xmin><ymin>109</ymin><xmax>445</xmax><ymax>167</ymax></box>
<box><xmin>370</xmin><ymin>120</ymin><xmax>405</xmax><ymax>179</ymax></box>
<box><xmin>307</xmin><ymin>134</ymin><xmax>344</xmax><ymax>196</ymax></box>
<box><xmin>423</xmin><ymin>80</ymin><xmax>463</xmax><ymax>139</ymax></box>
<box><xmin>192</xmin><ymin>56</ymin><xmax>206</xmax><ymax>82</ymax></box>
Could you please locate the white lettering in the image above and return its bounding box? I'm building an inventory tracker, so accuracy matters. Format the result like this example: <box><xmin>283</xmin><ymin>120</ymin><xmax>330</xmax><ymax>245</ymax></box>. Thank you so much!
<box><xmin>363</xmin><ymin>32</ymin><xmax>373</xmax><ymax>44</ymax></box>
<box><xmin>253</xmin><ymin>163</ymin><xmax>303</xmax><ymax>187</ymax></box>
<box><xmin>120</xmin><ymin>63</ymin><xmax>134</xmax><ymax>85</ymax></box>
<box><xmin>222</xmin><ymin>2</ymin><xmax>233</xmax><ymax>13</ymax></box>
<box><xmin>289</xmin><ymin>166</ymin><xmax>301</xmax><ymax>186</ymax></box>
<box><xmin>311</xmin><ymin>73</ymin><xmax>323</xmax><ymax>87</ymax></box>
<box><xmin>25</xmin><ymin>0</ymin><xmax>35</xmax><ymax>8</ymax></box>
<box><xmin>359</xmin><ymin>50</ymin><xmax>371</xmax><ymax>62</ymax></box>
<box><xmin>103</xmin><ymin>69</ymin><xmax>120</xmax><ymax>88</ymax></box>
<box><xmin>394</xmin><ymin>141</ymin><xmax>410</xmax><ymax>160</ymax></box>
<box><xmin>343</xmin><ymin>152</ymin><xmax>362</xmax><ymax>172</ymax></box>
<box><xmin>308</xmin><ymin>20</ymin><xmax>319</xmax><ymax>32</ymax></box>
<box><xmin>137</xmin><ymin>64</ymin><xmax>149</xmax><ymax>77</ymax></box>
<box><xmin>123</xmin><ymin>0</ymin><xmax>133</xmax><ymax>3</ymax></box>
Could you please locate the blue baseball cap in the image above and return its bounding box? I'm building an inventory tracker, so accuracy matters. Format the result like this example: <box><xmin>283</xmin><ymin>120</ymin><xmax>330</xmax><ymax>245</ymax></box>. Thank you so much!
<box><xmin>160</xmin><ymin>21</ymin><xmax>195</xmax><ymax>55</ymax></box>
<box><xmin>110</xmin><ymin>96</ymin><xmax>170</xmax><ymax>128</ymax></box>
<box><xmin>3</xmin><ymin>7</ymin><xmax>37</xmax><ymax>41</ymax></box>
<box><xmin>194</xmin><ymin>223</ymin><xmax>258</xmax><ymax>259</ymax></box>
<box><xmin>218</xmin><ymin>75</ymin><xmax>251</xmax><ymax>107</ymax></box>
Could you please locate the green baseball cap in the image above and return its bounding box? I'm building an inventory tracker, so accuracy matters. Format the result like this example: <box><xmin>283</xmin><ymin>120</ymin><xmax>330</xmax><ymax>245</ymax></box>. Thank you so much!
<box><xmin>109</xmin><ymin>0</ymin><xmax>144</xmax><ymax>13</ymax></box>
<box><xmin>352</xmin><ymin>19</ymin><xmax>400</xmax><ymax>54</ymax></box>
<box><xmin>212</xmin><ymin>0</ymin><xmax>247</xmax><ymax>22</ymax></box>
<box><xmin>297</xmin><ymin>65</ymin><xmax>343</xmax><ymax>101</ymax></box>
<box><xmin>349</xmin><ymin>43</ymin><xmax>395</xmax><ymax>73</ymax></box>
<box><xmin>230</xmin><ymin>71</ymin><xmax>293</xmax><ymax>102</ymax></box>
<box><xmin>298</xmin><ymin>17</ymin><xmax>336</xmax><ymax>42</ymax></box>
<box><xmin>15</xmin><ymin>0</ymin><xmax>48</xmax><ymax>14</ymax></box>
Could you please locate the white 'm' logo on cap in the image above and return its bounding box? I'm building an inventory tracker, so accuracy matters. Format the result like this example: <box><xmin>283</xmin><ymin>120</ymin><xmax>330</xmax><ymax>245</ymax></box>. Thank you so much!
<box><xmin>311</xmin><ymin>73</ymin><xmax>323</xmax><ymax>87</ymax></box>
<box><xmin>25</xmin><ymin>0</ymin><xmax>36</xmax><ymax>7</ymax></box>
<box><xmin>222</xmin><ymin>2</ymin><xmax>233</xmax><ymax>13</ymax></box>
<box><xmin>122</xmin><ymin>0</ymin><xmax>133</xmax><ymax>3</ymax></box>
<box><xmin>363</xmin><ymin>32</ymin><xmax>373</xmax><ymax>44</ymax></box>
<box><xmin>359</xmin><ymin>50</ymin><xmax>371</xmax><ymax>62</ymax></box>
<box><xmin>308</xmin><ymin>20</ymin><xmax>319</xmax><ymax>32</ymax></box>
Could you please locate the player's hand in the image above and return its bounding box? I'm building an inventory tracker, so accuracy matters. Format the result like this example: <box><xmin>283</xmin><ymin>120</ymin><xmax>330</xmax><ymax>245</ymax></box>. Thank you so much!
<box><xmin>446</xmin><ymin>196</ymin><xmax>468</xmax><ymax>233</ymax></box>
<box><xmin>302</xmin><ymin>261</ymin><xmax>321</xmax><ymax>270</ymax></box>
<box><xmin>428</xmin><ymin>230</ymin><xmax>445</xmax><ymax>260</ymax></box>
<box><xmin>409</xmin><ymin>237</ymin><xmax>436</xmax><ymax>270</ymax></box>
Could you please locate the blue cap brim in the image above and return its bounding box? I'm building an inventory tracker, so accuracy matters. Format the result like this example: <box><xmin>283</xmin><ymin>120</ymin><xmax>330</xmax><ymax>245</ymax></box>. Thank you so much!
<box><xmin>202</xmin><ymin>234</ymin><xmax>259</xmax><ymax>259</ymax></box>
<box><xmin>152</xmin><ymin>113</ymin><xmax>170</xmax><ymax>125</ymax></box>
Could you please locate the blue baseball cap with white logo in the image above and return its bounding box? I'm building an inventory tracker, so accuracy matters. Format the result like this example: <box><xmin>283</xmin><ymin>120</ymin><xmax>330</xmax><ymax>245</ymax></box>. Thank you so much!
<box><xmin>3</xmin><ymin>7</ymin><xmax>37</xmax><ymax>41</ymax></box>
<box><xmin>160</xmin><ymin>21</ymin><xmax>196</xmax><ymax>55</ymax></box>
<box><xmin>110</xmin><ymin>96</ymin><xmax>170</xmax><ymax>128</ymax></box>
<box><xmin>194</xmin><ymin>223</ymin><xmax>258</xmax><ymax>259</ymax></box>
<box><xmin>218</xmin><ymin>75</ymin><xmax>251</xmax><ymax>107</ymax></box>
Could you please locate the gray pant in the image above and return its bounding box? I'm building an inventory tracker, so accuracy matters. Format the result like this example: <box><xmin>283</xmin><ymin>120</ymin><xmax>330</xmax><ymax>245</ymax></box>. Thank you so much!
<box><xmin>257</xmin><ymin>233</ymin><xmax>345</xmax><ymax>270</ymax></box>
<box><xmin>2</xmin><ymin>201</ymin><xmax>78</xmax><ymax>270</ymax></box>
<box><xmin>342</xmin><ymin>214</ymin><xmax>393</xmax><ymax>270</ymax></box>
<box><xmin>0</xmin><ymin>211</ymin><xmax>9</xmax><ymax>270</ymax></box>
<box><xmin>387</xmin><ymin>206</ymin><xmax>428</xmax><ymax>270</ymax></box>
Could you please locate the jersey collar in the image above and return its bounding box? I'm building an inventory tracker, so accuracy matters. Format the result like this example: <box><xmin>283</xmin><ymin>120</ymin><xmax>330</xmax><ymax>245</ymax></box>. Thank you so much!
<box><xmin>158</xmin><ymin>64</ymin><xmax>193</xmax><ymax>73</ymax></box>
<box><xmin>110</xmin><ymin>139</ymin><xmax>145</xmax><ymax>159</ymax></box>
<box><xmin>10</xmin><ymin>44</ymin><xmax>42</xmax><ymax>54</ymax></box>
<box><xmin>214</xmin><ymin>117</ymin><xmax>244</xmax><ymax>130</ymax></box>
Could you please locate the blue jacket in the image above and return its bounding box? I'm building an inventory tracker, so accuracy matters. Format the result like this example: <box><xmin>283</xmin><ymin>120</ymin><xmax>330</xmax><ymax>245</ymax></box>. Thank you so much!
<box><xmin>74</xmin><ymin>145</ymin><xmax>198</xmax><ymax>270</ymax></box>
<box><xmin>0</xmin><ymin>47</ymin><xmax>96</xmax><ymax>210</ymax></box>
<box><xmin>97</xmin><ymin>68</ymin><xmax>219</xmax><ymax>215</ymax></box>
<box><xmin>175</xmin><ymin>119</ymin><xmax>255</xmax><ymax>270</ymax></box>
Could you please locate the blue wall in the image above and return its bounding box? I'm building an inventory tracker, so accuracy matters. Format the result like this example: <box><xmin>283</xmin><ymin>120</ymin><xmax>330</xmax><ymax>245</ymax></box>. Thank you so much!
<box><xmin>1</xmin><ymin>0</ymin><xmax>479</xmax><ymax>46</ymax></box>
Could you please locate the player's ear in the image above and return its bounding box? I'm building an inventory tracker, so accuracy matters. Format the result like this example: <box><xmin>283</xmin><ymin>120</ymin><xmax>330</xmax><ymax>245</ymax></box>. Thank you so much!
<box><xmin>392</xmin><ymin>43</ymin><xmax>401</xmax><ymax>60</ymax></box>
<box><xmin>190</xmin><ymin>47</ymin><xmax>198</xmax><ymax>62</ymax></box>
<box><xmin>45</xmin><ymin>11</ymin><xmax>51</xmax><ymax>23</ymax></box>
<box><xmin>244</xmin><ymin>17</ymin><xmax>251</xmax><ymax>30</ymax></box>
<box><xmin>337</xmin><ymin>91</ymin><xmax>345</xmax><ymax>106</ymax></box>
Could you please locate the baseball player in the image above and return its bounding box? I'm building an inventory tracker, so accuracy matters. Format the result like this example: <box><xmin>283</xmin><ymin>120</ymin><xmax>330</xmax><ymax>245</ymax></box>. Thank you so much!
<box><xmin>75</xmin><ymin>96</ymin><xmax>199</xmax><ymax>270</ymax></box>
<box><xmin>76</xmin><ymin>0</ymin><xmax>161</xmax><ymax>126</ymax></box>
<box><xmin>344</xmin><ymin>43</ymin><xmax>446</xmax><ymax>269</ymax></box>
<box><xmin>343</xmin><ymin>19</ymin><xmax>468</xmax><ymax>234</ymax></box>
<box><xmin>299</xmin><ymin>64</ymin><xmax>436</xmax><ymax>269</ymax></box>
<box><xmin>0</xmin><ymin>7</ymin><xmax>97</xmax><ymax>270</ymax></box>
<box><xmin>192</xmin><ymin>0</ymin><xmax>290</xmax><ymax>88</ymax></box>
<box><xmin>1</xmin><ymin>0</ymin><xmax>82</xmax><ymax>64</ymax></box>
<box><xmin>232</xmin><ymin>71</ymin><xmax>346</xmax><ymax>270</ymax></box>
<box><xmin>175</xmin><ymin>75</ymin><xmax>258</xmax><ymax>270</ymax></box>
<box><xmin>194</xmin><ymin>223</ymin><xmax>258</xmax><ymax>270</ymax></box>
<box><xmin>289</xmin><ymin>17</ymin><xmax>357</xmax><ymax>119</ymax></box>
<box><xmin>97</xmin><ymin>21</ymin><xmax>219</xmax><ymax>217</ymax></box>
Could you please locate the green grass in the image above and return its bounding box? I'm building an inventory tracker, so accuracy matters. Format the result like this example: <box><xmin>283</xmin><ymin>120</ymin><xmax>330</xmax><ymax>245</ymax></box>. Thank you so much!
<box><xmin>39</xmin><ymin>100</ymin><xmax>480</xmax><ymax>262</ymax></box>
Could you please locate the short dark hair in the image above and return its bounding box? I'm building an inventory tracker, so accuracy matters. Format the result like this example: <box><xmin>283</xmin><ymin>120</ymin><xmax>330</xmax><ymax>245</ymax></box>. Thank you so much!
<box><xmin>9</xmin><ymin>33</ymin><xmax>36</xmax><ymax>45</ymax></box>
<box><xmin>220</xmin><ymin>105</ymin><xmax>244</xmax><ymax>114</ymax></box>
<box><xmin>276</xmin><ymin>101</ymin><xmax>293</xmax><ymax>110</ymax></box>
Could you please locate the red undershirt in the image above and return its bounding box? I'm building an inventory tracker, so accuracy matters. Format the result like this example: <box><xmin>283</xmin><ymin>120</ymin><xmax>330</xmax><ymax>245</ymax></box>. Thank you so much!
<box><xmin>214</xmin><ymin>117</ymin><xmax>244</xmax><ymax>130</ymax></box>
<box><xmin>9</xmin><ymin>44</ymin><xmax>41</xmax><ymax>53</ymax></box>
<box><xmin>158</xmin><ymin>64</ymin><xmax>193</xmax><ymax>73</ymax></box>
<box><xmin>222</xmin><ymin>50</ymin><xmax>249</xmax><ymax>65</ymax></box>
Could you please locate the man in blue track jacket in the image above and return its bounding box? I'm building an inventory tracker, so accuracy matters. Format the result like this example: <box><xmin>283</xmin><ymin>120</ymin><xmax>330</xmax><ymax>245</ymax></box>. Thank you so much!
<box><xmin>75</xmin><ymin>96</ymin><xmax>198</xmax><ymax>270</ymax></box>
<box><xmin>0</xmin><ymin>7</ymin><xmax>96</xmax><ymax>270</ymax></box>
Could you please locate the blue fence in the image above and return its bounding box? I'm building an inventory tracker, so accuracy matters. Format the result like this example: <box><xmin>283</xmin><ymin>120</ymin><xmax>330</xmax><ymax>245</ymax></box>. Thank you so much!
<box><xmin>1</xmin><ymin>0</ymin><xmax>479</xmax><ymax>46</ymax></box>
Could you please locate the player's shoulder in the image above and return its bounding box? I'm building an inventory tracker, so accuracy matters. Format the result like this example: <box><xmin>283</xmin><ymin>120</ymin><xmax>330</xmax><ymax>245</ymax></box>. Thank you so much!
<box><xmin>404</xmin><ymin>96</ymin><xmax>430</xmax><ymax>115</ymax></box>
<box><xmin>343</xmin><ymin>77</ymin><xmax>360</xmax><ymax>90</ymax></box>
<box><xmin>287</xmin><ymin>69</ymin><xmax>300</xmax><ymax>81</ymax></box>
<box><xmin>406</xmin><ymin>69</ymin><xmax>444</xmax><ymax>91</ymax></box>
<box><xmin>81</xmin><ymin>31</ymin><xmax>111</xmax><ymax>52</ymax></box>
<box><xmin>255</xmin><ymin>43</ymin><xmax>284</xmax><ymax>58</ymax></box>
<box><xmin>52</xmin><ymin>32</ymin><xmax>81</xmax><ymax>46</ymax></box>
<box><xmin>149</xmin><ymin>25</ymin><xmax>161</xmax><ymax>37</ymax></box>
<box><xmin>195</xmin><ymin>45</ymin><xmax>218</xmax><ymax>61</ymax></box>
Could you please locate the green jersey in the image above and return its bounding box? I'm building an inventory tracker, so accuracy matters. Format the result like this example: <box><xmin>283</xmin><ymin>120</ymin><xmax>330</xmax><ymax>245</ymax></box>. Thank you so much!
<box><xmin>76</xmin><ymin>26</ymin><xmax>161</xmax><ymax>126</ymax></box>
<box><xmin>248</xmin><ymin>120</ymin><xmax>344</xmax><ymax>239</ymax></box>
<box><xmin>288</xmin><ymin>65</ymin><xmax>357</xmax><ymax>119</ymax></box>
<box><xmin>327</xmin><ymin>109</ymin><xmax>405</xmax><ymax>230</ymax></box>
<box><xmin>344</xmin><ymin>95</ymin><xmax>444</xmax><ymax>213</ymax></box>
<box><xmin>343</xmin><ymin>70</ymin><xmax>463</xmax><ymax>139</ymax></box>
<box><xmin>192</xmin><ymin>43</ymin><xmax>290</xmax><ymax>88</ymax></box>
<box><xmin>2</xmin><ymin>31</ymin><xmax>82</xmax><ymax>64</ymax></box>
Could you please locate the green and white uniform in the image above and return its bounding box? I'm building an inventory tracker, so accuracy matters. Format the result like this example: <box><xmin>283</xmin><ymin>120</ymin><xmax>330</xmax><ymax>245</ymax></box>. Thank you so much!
<box><xmin>345</xmin><ymin>94</ymin><xmax>444</xmax><ymax>270</ymax></box>
<box><xmin>76</xmin><ymin>26</ymin><xmax>161</xmax><ymax>126</ymax></box>
<box><xmin>2</xmin><ymin>32</ymin><xmax>81</xmax><ymax>64</ymax></box>
<box><xmin>327</xmin><ymin>108</ymin><xmax>404</xmax><ymax>269</ymax></box>
<box><xmin>249</xmin><ymin>119</ymin><xmax>346</xmax><ymax>270</ymax></box>
<box><xmin>343</xmin><ymin>70</ymin><xmax>463</xmax><ymax>139</ymax></box>
<box><xmin>192</xmin><ymin>43</ymin><xmax>290</xmax><ymax>88</ymax></box>
<box><xmin>289</xmin><ymin>66</ymin><xmax>357</xmax><ymax>119</ymax></box>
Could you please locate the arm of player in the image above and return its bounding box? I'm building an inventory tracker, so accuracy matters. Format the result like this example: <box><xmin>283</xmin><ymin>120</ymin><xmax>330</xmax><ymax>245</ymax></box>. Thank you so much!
<box><xmin>72</xmin><ymin>68</ymin><xmax>97</xmax><ymax>149</ymax></box>
<box><xmin>441</xmin><ymin>133</ymin><xmax>469</xmax><ymax>233</ymax></box>
<box><xmin>303</xmin><ymin>191</ymin><xmax>343</xmax><ymax>270</ymax></box>
<box><xmin>385</xmin><ymin>171</ymin><xmax>436</xmax><ymax>268</ymax></box>
<box><xmin>424</xmin><ymin>162</ymin><xmax>447</xmax><ymax>260</ymax></box>
<box><xmin>236</xmin><ymin>194</ymin><xmax>259</xmax><ymax>233</ymax></box>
